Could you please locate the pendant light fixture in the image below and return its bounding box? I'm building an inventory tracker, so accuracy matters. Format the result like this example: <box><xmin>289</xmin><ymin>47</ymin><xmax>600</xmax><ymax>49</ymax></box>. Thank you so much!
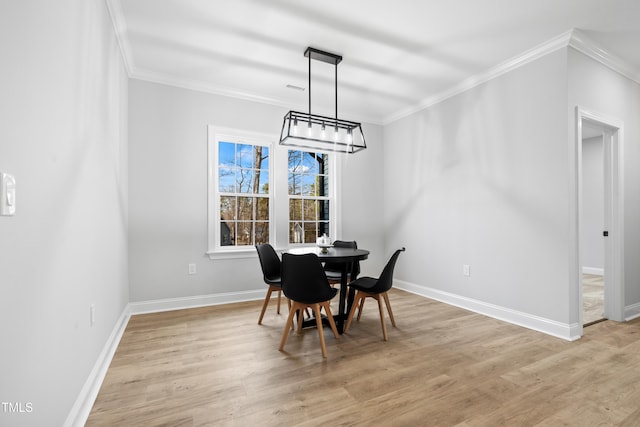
<box><xmin>279</xmin><ymin>47</ymin><xmax>366</xmax><ymax>154</ymax></box>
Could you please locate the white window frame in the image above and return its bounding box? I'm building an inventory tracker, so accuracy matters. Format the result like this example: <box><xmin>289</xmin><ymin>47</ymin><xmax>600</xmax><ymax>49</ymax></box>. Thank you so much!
<box><xmin>286</xmin><ymin>149</ymin><xmax>334</xmax><ymax>246</ymax></box>
<box><xmin>206</xmin><ymin>125</ymin><xmax>342</xmax><ymax>259</ymax></box>
<box><xmin>207</xmin><ymin>126</ymin><xmax>275</xmax><ymax>259</ymax></box>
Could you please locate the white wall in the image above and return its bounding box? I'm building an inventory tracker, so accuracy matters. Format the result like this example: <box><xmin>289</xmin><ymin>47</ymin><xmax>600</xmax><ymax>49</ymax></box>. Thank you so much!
<box><xmin>568</xmin><ymin>48</ymin><xmax>640</xmax><ymax>313</ymax></box>
<box><xmin>0</xmin><ymin>1</ymin><xmax>128</xmax><ymax>425</ymax></box>
<box><xmin>128</xmin><ymin>79</ymin><xmax>384</xmax><ymax>303</ymax></box>
<box><xmin>384</xmin><ymin>48</ymin><xmax>571</xmax><ymax>325</ymax></box>
<box><xmin>581</xmin><ymin>136</ymin><xmax>604</xmax><ymax>272</ymax></box>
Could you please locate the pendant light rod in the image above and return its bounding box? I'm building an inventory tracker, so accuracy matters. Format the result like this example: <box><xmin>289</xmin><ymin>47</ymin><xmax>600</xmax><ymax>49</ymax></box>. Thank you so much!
<box><xmin>308</xmin><ymin>49</ymin><xmax>311</xmax><ymax>117</ymax></box>
<box><xmin>304</xmin><ymin>47</ymin><xmax>342</xmax><ymax>120</ymax></box>
<box><xmin>335</xmin><ymin>60</ymin><xmax>338</xmax><ymax>121</ymax></box>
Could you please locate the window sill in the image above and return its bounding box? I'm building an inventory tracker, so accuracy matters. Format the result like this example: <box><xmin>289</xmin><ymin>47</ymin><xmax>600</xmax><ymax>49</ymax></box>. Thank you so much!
<box><xmin>206</xmin><ymin>249</ymin><xmax>258</xmax><ymax>260</ymax></box>
<box><xmin>206</xmin><ymin>244</ymin><xmax>317</xmax><ymax>260</ymax></box>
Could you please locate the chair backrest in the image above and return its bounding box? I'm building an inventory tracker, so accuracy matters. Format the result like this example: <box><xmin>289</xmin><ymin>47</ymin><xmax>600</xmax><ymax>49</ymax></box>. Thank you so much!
<box><xmin>369</xmin><ymin>248</ymin><xmax>406</xmax><ymax>293</ymax></box>
<box><xmin>282</xmin><ymin>253</ymin><xmax>335</xmax><ymax>304</ymax></box>
<box><xmin>255</xmin><ymin>244</ymin><xmax>281</xmax><ymax>282</ymax></box>
<box><xmin>324</xmin><ymin>240</ymin><xmax>360</xmax><ymax>276</ymax></box>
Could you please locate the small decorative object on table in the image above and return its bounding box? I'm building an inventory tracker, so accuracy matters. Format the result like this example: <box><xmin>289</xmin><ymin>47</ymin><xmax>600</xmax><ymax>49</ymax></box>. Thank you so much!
<box><xmin>316</xmin><ymin>233</ymin><xmax>333</xmax><ymax>253</ymax></box>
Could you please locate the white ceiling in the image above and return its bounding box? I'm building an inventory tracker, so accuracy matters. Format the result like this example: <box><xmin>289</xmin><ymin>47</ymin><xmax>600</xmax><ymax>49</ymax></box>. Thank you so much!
<box><xmin>108</xmin><ymin>0</ymin><xmax>640</xmax><ymax>124</ymax></box>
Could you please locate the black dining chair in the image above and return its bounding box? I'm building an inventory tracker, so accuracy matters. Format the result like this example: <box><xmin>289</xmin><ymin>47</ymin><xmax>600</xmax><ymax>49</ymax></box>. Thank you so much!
<box><xmin>255</xmin><ymin>244</ymin><xmax>290</xmax><ymax>325</ymax></box>
<box><xmin>323</xmin><ymin>240</ymin><xmax>360</xmax><ymax>285</ymax></box>
<box><xmin>345</xmin><ymin>248</ymin><xmax>405</xmax><ymax>341</ymax></box>
<box><xmin>279</xmin><ymin>253</ymin><xmax>339</xmax><ymax>358</ymax></box>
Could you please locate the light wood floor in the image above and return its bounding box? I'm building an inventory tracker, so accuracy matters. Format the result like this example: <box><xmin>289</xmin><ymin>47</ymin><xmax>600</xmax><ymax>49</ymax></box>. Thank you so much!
<box><xmin>87</xmin><ymin>289</ymin><xmax>640</xmax><ymax>426</ymax></box>
<box><xmin>583</xmin><ymin>274</ymin><xmax>605</xmax><ymax>325</ymax></box>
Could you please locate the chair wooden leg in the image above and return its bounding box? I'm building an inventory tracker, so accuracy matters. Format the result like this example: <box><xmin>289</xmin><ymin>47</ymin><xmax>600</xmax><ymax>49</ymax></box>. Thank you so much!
<box><xmin>382</xmin><ymin>292</ymin><xmax>396</xmax><ymax>327</ymax></box>
<box><xmin>345</xmin><ymin>292</ymin><xmax>362</xmax><ymax>333</ymax></box>
<box><xmin>279</xmin><ymin>303</ymin><xmax>300</xmax><ymax>351</ymax></box>
<box><xmin>376</xmin><ymin>295</ymin><xmax>388</xmax><ymax>341</ymax></box>
<box><xmin>356</xmin><ymin>297</ymin><xmax>366</xmax><ymax>321</ymax></box>
<box><xmin>277</xmin><ymin>290</ymin><xmax>282</xmax><ymax>314</ymax></box>
<box><xmin>258</xmin><ymin>287</ymin><xmax>275</xmax><ymax>324</ymax></box>
<box><xmin>313</xmin><ymin>304</ymin><xmax>328</xmax><ymax>358</ymax></box>
<box><xmin>322</xmin><ymin>302</ymin><xmax>339</xmax><ymax>339</ymax></box>
<box><xmin>297</xmin><ymin>307</ymin><xmax>304</xmax><ymax>333</ymax></box>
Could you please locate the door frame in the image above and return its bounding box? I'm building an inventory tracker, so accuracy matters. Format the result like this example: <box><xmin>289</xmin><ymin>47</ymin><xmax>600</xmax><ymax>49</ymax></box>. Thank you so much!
<box><xmin>573</xmin><ymin>106</ymin><xmax>624</xmax><ymax>337</ymax></box>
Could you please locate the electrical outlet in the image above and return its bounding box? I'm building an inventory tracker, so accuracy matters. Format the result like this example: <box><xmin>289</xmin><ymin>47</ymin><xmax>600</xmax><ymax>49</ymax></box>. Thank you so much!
<box><xmin>188</xmin><ymin>263</ymin><xmax>197</xmax><ymax>275</ymax></box>
<box><xmin>463</xmin><ymin>264</ymin><xmax>470</xmax><ymax>277</ymax></box>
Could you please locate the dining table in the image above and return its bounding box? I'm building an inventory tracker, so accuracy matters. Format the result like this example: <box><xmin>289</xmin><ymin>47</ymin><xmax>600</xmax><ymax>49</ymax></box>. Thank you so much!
<box><xmin>283</xmin><ymin>246</ymin><xmax>370</xmax><ymax>334</ymax></box>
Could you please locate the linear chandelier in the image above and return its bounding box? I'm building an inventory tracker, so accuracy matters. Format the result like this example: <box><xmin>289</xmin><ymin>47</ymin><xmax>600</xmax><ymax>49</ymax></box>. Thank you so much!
<box><xmin>279</xmin><ymin>47</ymin><xmax>366</xmax><ymax>154</ymax></box>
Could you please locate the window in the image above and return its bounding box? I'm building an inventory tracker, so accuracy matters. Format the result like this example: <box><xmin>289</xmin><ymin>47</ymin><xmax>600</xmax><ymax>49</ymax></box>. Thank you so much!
<box><xmin>288</xmin><ymin>150</ymin><xmax>330</xmax><ymax>244</ymax></box>
<box><xmin>207</xmin><ymin>126</ymin><xmax>339</xmax><ymax>258</ymax></box>
<box><xmin>208</xmin><ymin>127</ymin><xmax>272</xmax><ymax>253</ymax></box>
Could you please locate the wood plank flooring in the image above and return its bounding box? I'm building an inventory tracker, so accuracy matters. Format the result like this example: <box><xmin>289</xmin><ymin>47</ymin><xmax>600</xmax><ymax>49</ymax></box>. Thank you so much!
<box><xmin>87</xmin><ymin>289</ymin><xmax>640</xmax><ymax>426</ymax></box>
<box><xmin>583</xmin><ymin>274</ymin><xmax>605</xmax><ymax>325</ymax></box>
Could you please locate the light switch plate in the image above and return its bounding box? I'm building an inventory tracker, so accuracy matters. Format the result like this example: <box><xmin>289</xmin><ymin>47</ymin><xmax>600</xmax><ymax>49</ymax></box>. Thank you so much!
<box><xmin>1</xmin><ymin>172</ymin><xmax>16</xmax><ymax>216</ymax></box>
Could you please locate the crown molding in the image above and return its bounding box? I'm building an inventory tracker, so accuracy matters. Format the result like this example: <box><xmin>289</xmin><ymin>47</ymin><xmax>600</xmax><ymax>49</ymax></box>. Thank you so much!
<box><xmin>568</xmin><ymin>28</ymin><xmax>640</xmax><ymax>86</ymax></box>
<box><xmin>383</xmin><ymin>28</ymin><xmax>640</xmax><ymax>125</ymax></box>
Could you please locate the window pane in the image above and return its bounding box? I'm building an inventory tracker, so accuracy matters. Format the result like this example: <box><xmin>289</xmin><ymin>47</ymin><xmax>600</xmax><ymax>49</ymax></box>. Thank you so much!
<box><xmin>236</xmin><ymin>169</ymin><xmax>254</xmax><ymax>193</ymax></box>
<box><xmin>304</xmin><ymin>222</ymin><xmax>317</xmax><ymax>243</ymax></box>
<box><xmin>237</xmin><ymin>144</ymin><xmax>253</xmax><ymax>168</ymax></box>
<box><xmin>220</xmin><ymin>221</ymin><xmax>235</xmax><ymax>246</ymax></box>
<box><xmin>302</xmin><ymin>152</ymin><xmax>319</xmax><ymax>174</ymax></box>
<box><xmin>316</xmin><ymin>175</ymin><xmax>328</xmax><ymax>197</ymax></box>
<box><xmin>319</xmin><ymin>221</ymin><xmax>330</xmax><ymax>237</ymax></box>
<box><xmin>219</xmin><ymin>168</ymin><xmax>236</xmax><ymax>192</ymax></box>
<box><xmin>303</xmin><ymin>199</ymin><xmax>317</xmax><ymax>220</ymax></box>
<box><xmin>288</xmin><ymin>172</ymin><xmax>301</xmax><ymax>195</ymax></box>
<box><xmin>237</xmin><ymin>197</ymin><xmax>253</xmax><ymax>221</ymax></box>
<box><xmin>255</xmin><ymin>222</ymin><xmax>269</xmax><ymax>244</ymax></box>
<box><xmin>219</xmin><ymin>142</ymin><xmax>235</xmax><ymax>167</ymax></box>
<box><xmin>220</xmin><ymin>196</ymin><xmax>236</xmax><ymax>221</ymax></box>
<box><xmin>256</xmin><ymin>197</ymin><xmax>269</xmax><ymax>221</ymax></box>
<box><xmin>289</xmin><ymin>199</ymin><xmax>302</xmax><ymax>221</ymax></box>
<box><xmin>288</xmin><ymin>150</ymin><xmax>302</xmax><ymax>173</ymax></box>
<box><xmin>254</xmin><ymin>146</ymin><xmax>268</xmax><ymax>170</ymax></box>
<box><xmin>255</xmin><ymin>170</ymin><xmax>269</xmax><ymax>194</ymax></box>
<box><xmin>237</xmin><ymin>222</ymin><xmax>253</xmax><ymax>245</ymax></box>
<box><xmin>299</xmin><ymin>174</ymin><xmax>316</xmax><ymax>196</ymax></box>
<box><xmin>318</xmin><ymin>200</ymin><xmax>329</xmax><ymax>221</ymax></box>
<box><xmin>290</xmin><ymin>222</ymin><xmax>303</xmax><ymax>244</ymax></box>
<box><xmin>318</xmin><ymin>153</ymin><xmax>329</xmax><ymax>174</ymax></box>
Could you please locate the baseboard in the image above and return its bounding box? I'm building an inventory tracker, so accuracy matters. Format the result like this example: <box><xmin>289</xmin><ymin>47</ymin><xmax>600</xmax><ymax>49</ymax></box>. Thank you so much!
<box><xmin>129</xmin><ymin>289</ymin><xmax>265</xmax><ymax>315</ymax></box>
<box><xmin>582</xmin><ymin>267</ymin><xmax>604</xmax><ymax>276</ymax></box>
<box><xmin>64</xmin><ymin>304</ymin><xmax>132</xmax><ymax>427</ymax></box>
<box><xmin>394</xmin><ymin>280</ymin><xmax>580</xmax><ymax>341</ymax></box>
<box><xmin>625</xmin><ymin>302</ymin><xmax>640</xmax><ymax>321</ymax></box>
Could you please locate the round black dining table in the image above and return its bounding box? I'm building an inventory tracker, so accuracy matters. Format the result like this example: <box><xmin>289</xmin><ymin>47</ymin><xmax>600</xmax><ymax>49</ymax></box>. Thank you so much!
<box><xmin>284</xmin><ymin>246</ymin><xmax>370</xmax><ymax>333</ymax></box>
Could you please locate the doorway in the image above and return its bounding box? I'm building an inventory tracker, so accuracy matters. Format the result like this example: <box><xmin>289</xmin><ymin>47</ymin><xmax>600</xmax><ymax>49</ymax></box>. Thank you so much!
<box><xmin>574</xmin><ymin>107</ymin><xmax>625</xmax><ymax>335</ymax></box>
<box><xmin>581</xmin><ymin>122</ymin><xmax>605</xmax><ymax>325</ymax></box>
